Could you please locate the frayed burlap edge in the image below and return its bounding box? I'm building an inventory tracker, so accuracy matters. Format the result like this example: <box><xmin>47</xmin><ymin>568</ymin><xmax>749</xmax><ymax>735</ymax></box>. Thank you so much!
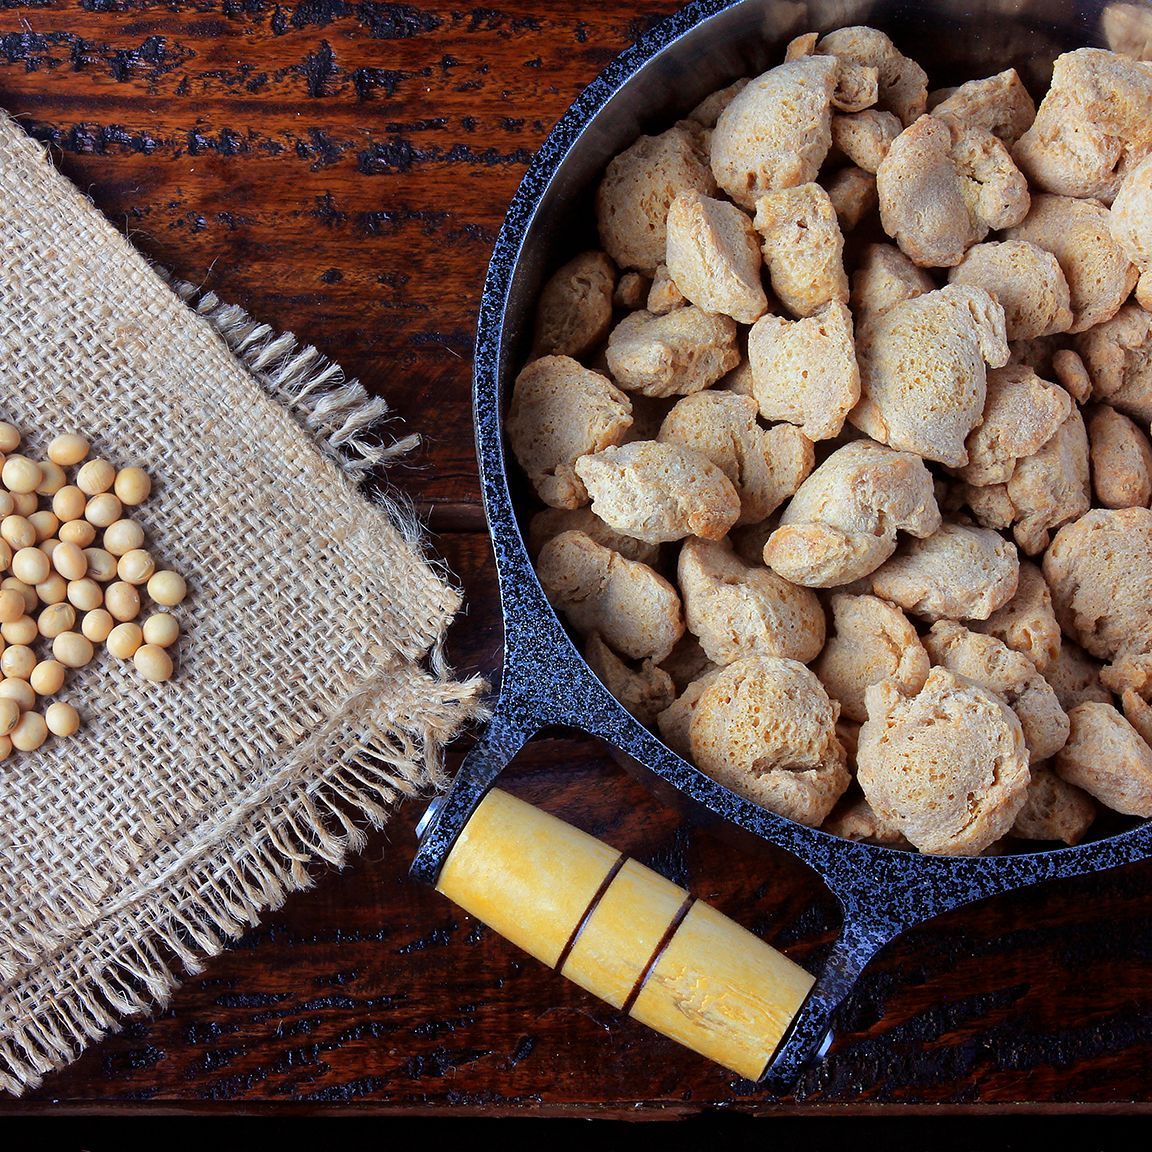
<box><xmin>0</xmin><ymin>664</ymin><xmax>488</xmax><ymax>1097</ymax></box>
<box><xmin>162</xmin><ymin>274</ymin><xmax>464</xmax><ymax>678</ymax></box>
<box><xmin>166</xmin><ymin>275</ymin><xmax>421</xmax><ymax>485</ymax></box>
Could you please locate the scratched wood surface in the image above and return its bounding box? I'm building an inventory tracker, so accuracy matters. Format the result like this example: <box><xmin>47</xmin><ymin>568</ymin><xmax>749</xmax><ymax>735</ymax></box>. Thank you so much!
<box><xmin>1</xmin><ymin>0</ymin><xmax>1151</xmax><ymax>1117</ymax></box>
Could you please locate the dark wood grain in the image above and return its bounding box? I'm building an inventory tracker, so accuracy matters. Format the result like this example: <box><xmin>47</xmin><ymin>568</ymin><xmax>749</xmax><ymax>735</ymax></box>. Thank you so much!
<box><xmin>2</xmin><ymin>0</ymin><xmax>1152</xmax><ymax>1117</ymax></box>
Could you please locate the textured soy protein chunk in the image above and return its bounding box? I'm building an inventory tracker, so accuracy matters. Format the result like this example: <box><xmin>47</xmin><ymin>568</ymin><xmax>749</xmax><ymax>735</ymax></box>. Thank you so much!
<box><xmin>1054</xmin><ymin>702</ymin><xmax>1152</xmax><ymax>817</ymax></box>
<box><xmin>1051</xmin><ymin>348</ymin><xmax>1093</xmax><ymax>405</ymax></box>
<box><xmin>865</xmin><ymin>520</ymin><xmax>1020</xmax><ymax>622</ymax></box>
<box><xmin>1121</xmin><ymin>689</ymin><xmax>1152</xmax><ymax>750</ymax></box>
<box><xmin>506</xmin><ymin>355</ymin><xmax>632</xmax><ymax>510</ymax></box>
<box><xmin>877</xmin><ymin>115</ymin><xmax>1030</xmax><ymax>268</ymax></box>
<box><xmin>954</xmin><ymin>364</ymin><xmax>1072</xmax><ymax>488</ymax></box>
<box><xmin>850</xmin><ymin>242</ymin><xmax>934</xmax><ymax>329</ymax></box>
<box><xmin>831</xmin><ymin>109</ymin><xmax>902</xmax><ymax>173</ymax></box>
<box><xmin>677</xmin><ymin>537</ymin><xmax>825</xmax><ymax>667</ymax></box>
<box><xmin>710</xmin><ymin>55</ymin><xmax>840</xmax><ymax>209</ymax></box>
<box><xmin>688</xmin><ymin>655</ymin><xmax>850</xmax><ymax>827</ymax></box>
<box><xmin>929</xmin><ymin>68</ymin><xmax>1036</xmax><ymax>144</ymax></box>
<box><xmin>851</xmin><ymin>284</ymin><xmax>1009</xmax><ymax>467</ymax></box>
<box><xmin>822</xmin><ymin>791</ymin><xmax>911</xmax><ymax>847</ymax></box>
<box><xmin>1101</xmin><ymin>653</ymin><xmax>1152</xmax><ymax>700</ymax></box>
<box><xmin>715</xmin><ymin>355</ymin><xmax>755</xmax><ymax>398</ymax></box>
<box><xmin>1102</xmin><ymin>1</ymin><xmax>1152</xmax><ymax>56</ymax></box>
<box><xmin>753</xmin><ymin>183</ymin><xmax>849</xmax><ymax>317</ymax></box>
<box><xmin>747</xmin><ymin>302</ymin><xmax>861</xmax><ymax>441</ymax></box>
<box><xmin>535</xmin><ymin>530</ymin><xmax>684</xmax><ymax>663</ymax></box>
<box><xmin>1012</xmin><ymin>47</ymin><xmax>1152</xmax><ymax>203</ymax></box>
<box><xmin>665</xmin><ymin>190</ymin><xmax>768</xmax><ymax>324</ymax></box>
<box><xmin>1075</xmin><ymin>304</ymin><xmax>1152</xmax><ymax>424</ymax></box>
<box><xmin>947</xmin><ymin>241</ymin><xmax>1073</xmax><ymax>342</ymax></box>
<box><xmin>656</xmin><ymin>664</ymin><xmax>726</xmax><ymax>760</ymax></box>
<box><xmin>583</xmin><ymin>631</ymin><xmax>676</xmax><ymax>728</ymax></box>
<box><xmin>1010</xmin><ymin>764</ymin><xmax>1096</xmax><ymax>845</ymax></box>
<box><xmin>613</xmin><ymin>271</ymin><xmax>649</xmax><ymax>311</ymax></box>
<box><xmin>784</xmin><ymin>30</ymin><xmax>879</xmax><ymax>112</ymax></box>
<box><xmin>532</xmin><ymin>251</ymin><xmax>616</xmax><ymax>359</ymax></box>
<box><xmin>971</xmin><ymin>559</ymin><xmax>1062</xmax><ymax>674</ymax></box>
<box><xmin>1004</xmin><ymin>404</ymin><xmax>1092</xmax><ymax>556</ymax></box>
<box><xmin>762</xmin><ymin>439</ymin><xmax>940</xmax><ymax>588</ymax></box>
<box><xmin>526</xmin><ymin>506</ymin><xmax>661</xmax><ymax>567</ymax></box>
<box><xmin>1086</xmin><ymin>404</ymin><xmax>1152</xmax><ymax>509</ymax></box>
<box><xmin>646</xmin><ymin>264</ymin><xmax>686</xmax><ymax>315</ymax></box>
<box><xmin>857</xmin><ymin>667</ymin><xmax>1031</xmax><ymax>855</ymax></box>
<box><xmin>835</xmin><ymin>717</ymin><xmax>860</xmax><ymax>767</ymax></box>
<box><xmin>656</xmin><ymin>390</ymin><xmax>814</xmax><ymax>524</ymax></box>
<box><xmin>923</xmin><ymin>619</ymin><xmax>1070</xmax><ymax>762</ymax></box>
<box><xmin>574</xmin><ymin>440</ymin><xmax>741</xmax><ymax>544</ymax></box>
<box><xmin>816</xmin><ymin>26</ymin><xmax>927</xmax><ymax>126</ymax></box>
<box><xmin>1044</xmin><ymin>639</ymin><xmax>1111</xmax><ymax>712</ymax></box>
<box><xmin>657</xmin><ymin>632</ymin><xmax>715</xmax><ymax>695</ymax></box>
<box><xmin>1004</xmin><ymin>194</ymin><xmax>1138</xmax><ymax>334</ymax></box>
<box><xmin>1043</xmin><ymin>506</ymin><xmax>1152</xmax><ymax>662</ymax></box>
<box><xmin>825</xmin><ymin>165</ymin><xmax>878</xmax><ymax>231</ymax></box>
<box><xmin>1102</xmin><ymin>656</ymin><xmax>1152</xmax><ymax>749</ymax></box>
<box><xmin>595</xmin><ymin>122</ymin><xmax>717</xmax><ymax>275</ymax></box>
<box><xmin>688</xmin><ymin>77</ymin><xmax>751</xmax><ymax>128</ymax></box>
<box><xmin>813</xmin><ymin>593</ymin><xmax>929</xmax><ymax>723</ymax></box>
<box><xmin>605</xmin><ymin>306</ymin><xmax>740</xmax><ymax>399</ymax></box>
<box><xmin>1109</xmin><ymin>152</ymin><xmax>1152</xmax><ymax>309</ymax></box>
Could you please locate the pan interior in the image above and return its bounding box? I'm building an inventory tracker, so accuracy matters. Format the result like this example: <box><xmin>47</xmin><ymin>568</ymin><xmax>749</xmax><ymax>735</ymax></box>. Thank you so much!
<box><xmin>480</xmin><ymin>0</ymin><xmax>1151</xmax><ymax>864</ymax></box>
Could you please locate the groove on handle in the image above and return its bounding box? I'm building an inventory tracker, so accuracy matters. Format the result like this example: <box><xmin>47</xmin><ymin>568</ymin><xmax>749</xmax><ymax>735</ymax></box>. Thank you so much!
<box><xmin>434</xmin><ymin>788</ymin><xmax>815</xmax><ymax>1081</ymax></box>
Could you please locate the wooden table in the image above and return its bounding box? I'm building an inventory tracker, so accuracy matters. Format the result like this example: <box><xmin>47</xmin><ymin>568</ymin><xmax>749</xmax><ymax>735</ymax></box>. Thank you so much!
<box><xmin>1</xmin><ymin>0</ymin><xmax>1150</xmax><ymax>1117</ymax></box>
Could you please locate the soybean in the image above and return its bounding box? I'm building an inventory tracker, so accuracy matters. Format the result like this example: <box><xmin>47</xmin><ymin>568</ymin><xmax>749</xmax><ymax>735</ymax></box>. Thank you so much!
<box><xmin>52</xmin><ymin>632</ymin><xmax>94</xmax><ymax>669</ymax></box>
<box><xmin>2</xmin><ymin>456</ymin><xmax>41</xmax><ymax>495</ymax></box>
<box><xmin>80</xmin><ymin>609</ymin><xmax>115</xmax><ymax>644</ymax></box>
<box><xmin>75</xmin><ymin>458</ymin><xmax>115</xmax><ymax>496</ymax></box>
<box><xmin>47</xmin><ymin>434</ymin><xmax>89</xmax><ymax>467</ymax></box>
<box><xmin>148</xmin><ymin>570</ymin><xmax>187</xmax><ymax>607</ymax></box>
<box><xmin>134</xmin><ymin>644</ymin><xmax>173</xmax><ymax>683</ymax></box>
<box><xmin>114</xmin><ymin>466</ymin><xmax>151</xmax><ymax>506</ymax></box>
<box><xmin>45</xmin><ymin>701</ymin><xmax>79</xmax><ymax>738</ymax></box>
<box><xmin>10</xmin><ymin>711</ymin><xmax>47</xmax><ymax>751</ymax></box>
<box><xmin>29</xmin><ymin>660</ymin><xmax>66</xmax><ymax>696</ymax></box>
<box><xmin>107</xmin><ymin>622</ymin><xmax>144</xmax><ymax>660</ymax></box>
<box><xmin>142</xmin><ymin>613</ymin><xmax>180</xmax><ymax>648</ymax></box>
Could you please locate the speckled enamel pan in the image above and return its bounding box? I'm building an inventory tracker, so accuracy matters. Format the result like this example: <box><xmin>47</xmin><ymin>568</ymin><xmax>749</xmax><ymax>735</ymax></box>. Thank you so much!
<box><xmin>412</xmin><ymin>0</ymin><xmax>1152</xmax><ymax>1088</ymax></box>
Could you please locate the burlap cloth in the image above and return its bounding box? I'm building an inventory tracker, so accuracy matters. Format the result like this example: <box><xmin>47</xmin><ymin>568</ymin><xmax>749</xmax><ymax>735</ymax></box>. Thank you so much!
<box><xmin>0</xmin><ymin>111</ymin><xmax>486</xmax><ymax>1095</ymax></box>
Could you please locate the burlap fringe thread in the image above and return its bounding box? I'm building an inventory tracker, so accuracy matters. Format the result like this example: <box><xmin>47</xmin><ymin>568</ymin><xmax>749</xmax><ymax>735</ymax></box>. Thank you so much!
<box><xmin>1</xmin><ymin>678</ymin><xmax>481</xmax><ymax>1096</ymax></box>
<box><xmin>0</xmin><ymin>290</ymin><xmax>488</xmax><ymax>1097</ymax></box>
<box><xmin>169</xmin><ymin>276</ymin><xmax>422</xmax><ymax>484</ymax></box>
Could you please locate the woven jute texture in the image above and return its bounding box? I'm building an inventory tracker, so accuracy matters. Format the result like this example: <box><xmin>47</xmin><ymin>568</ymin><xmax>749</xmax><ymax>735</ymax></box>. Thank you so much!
<box><xmin>0</xmin><ymin>111</ymin><xmax>486</xmax><ymax>1095</ymax></box>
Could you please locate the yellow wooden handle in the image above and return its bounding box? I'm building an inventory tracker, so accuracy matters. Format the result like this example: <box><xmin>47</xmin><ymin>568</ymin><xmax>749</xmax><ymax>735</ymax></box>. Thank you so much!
<box><xmin>434</xmin><ymin>788</ymin><xmax>815</xmax><ymax>1081</ymax></box>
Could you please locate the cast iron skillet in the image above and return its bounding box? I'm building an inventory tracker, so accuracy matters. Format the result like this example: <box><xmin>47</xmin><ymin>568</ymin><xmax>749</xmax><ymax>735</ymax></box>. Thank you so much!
<box><xmin>413</xmin><ymin>0</ymin><xmax>1152</xmax><ymax>1090</ymax></box>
